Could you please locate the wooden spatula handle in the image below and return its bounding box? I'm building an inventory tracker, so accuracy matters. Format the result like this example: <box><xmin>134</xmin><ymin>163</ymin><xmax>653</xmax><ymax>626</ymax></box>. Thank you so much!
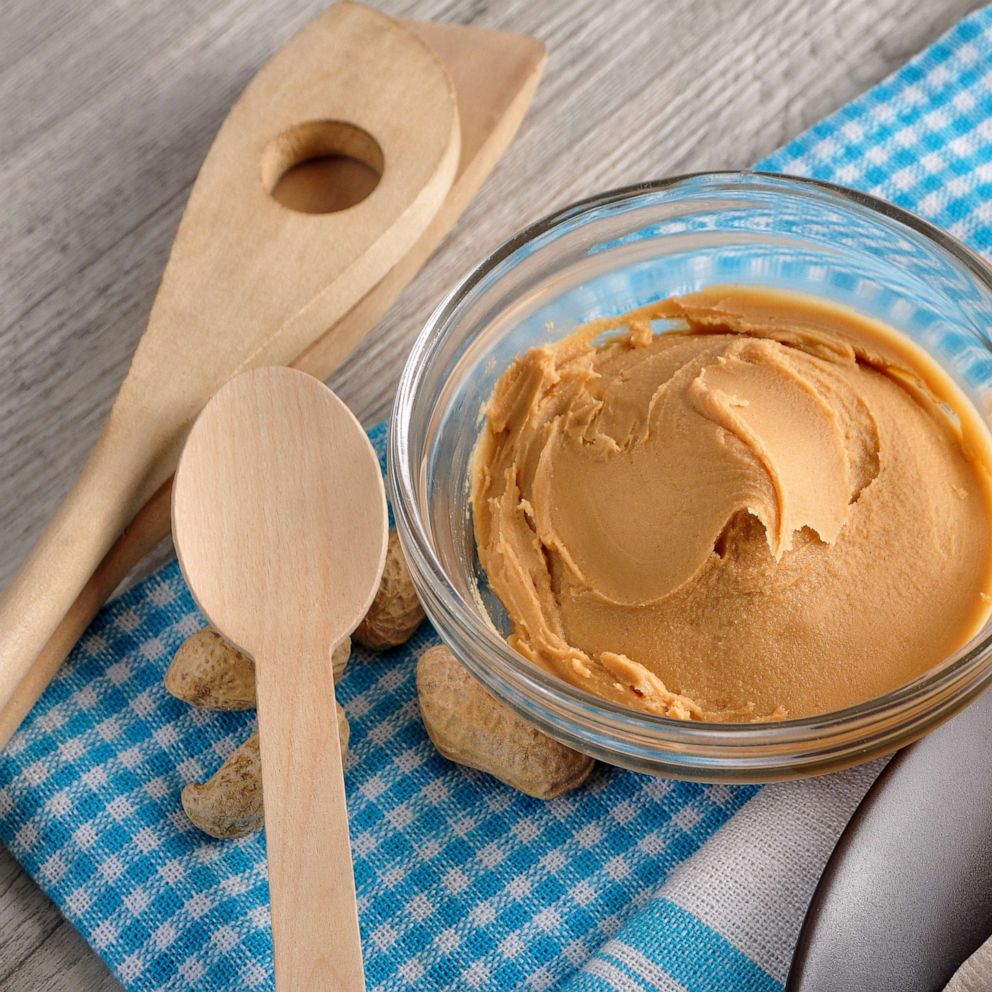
<box><xmin>0</xmin><ymin>477</ymin><xmax>173</xmax><ymax>747</ymax></box>
<box><xmin>255</xmin><ymin>635</ymin><xmax>365</xmax><ymax>991</ymax></box>
<box><xmin>0</xmin><ymin>422</ymin><xmax>163</xmax><ymax>738</ymax></box>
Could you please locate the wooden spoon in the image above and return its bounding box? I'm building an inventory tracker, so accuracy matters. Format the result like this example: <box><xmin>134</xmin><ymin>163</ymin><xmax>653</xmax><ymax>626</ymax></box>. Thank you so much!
<box><xmin>0</xmin><ymin>0</ymin><xmax>458</xmax><ymax>744</ymax></box>
<box><xmin>173</xmin><ymin>366</ymin><xmax>387</xmax><ymax>991</ymax></box>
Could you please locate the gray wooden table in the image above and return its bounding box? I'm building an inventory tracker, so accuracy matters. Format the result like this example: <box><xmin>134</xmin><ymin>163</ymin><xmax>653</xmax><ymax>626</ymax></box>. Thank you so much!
<box><xmin>0</xmin><ymin>0</ymin><xmax>981</xmax><ymax>987</ymax></box>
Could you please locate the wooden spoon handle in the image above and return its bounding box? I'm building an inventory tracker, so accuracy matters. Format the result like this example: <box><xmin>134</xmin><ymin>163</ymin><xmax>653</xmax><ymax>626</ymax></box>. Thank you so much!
<box><xmin>255</xmin><ymin>640</ymin><xmax>365</xmax><ymax>991</ymax></box>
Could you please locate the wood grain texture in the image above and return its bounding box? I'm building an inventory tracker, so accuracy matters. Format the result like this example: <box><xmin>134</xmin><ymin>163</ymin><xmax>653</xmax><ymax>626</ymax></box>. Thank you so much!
<box><xmin>0</xmin><ymin>0</ymin><xmax>982</xmax><ymax>988</ymax></box>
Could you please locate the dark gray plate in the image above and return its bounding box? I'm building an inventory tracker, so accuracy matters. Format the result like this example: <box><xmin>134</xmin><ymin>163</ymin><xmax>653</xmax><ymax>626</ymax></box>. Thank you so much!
<box><xmin>787</xmin><ymin>688</ymin><xmax>992</xmax><ymax>992</ymax></box>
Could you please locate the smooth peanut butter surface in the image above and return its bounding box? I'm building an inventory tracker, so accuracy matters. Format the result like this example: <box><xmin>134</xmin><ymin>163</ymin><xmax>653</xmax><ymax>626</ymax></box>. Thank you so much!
<box><xmin>471</xmin><ymin>287</ymin><xmax>992</xmax><ymax>721</ymax></box>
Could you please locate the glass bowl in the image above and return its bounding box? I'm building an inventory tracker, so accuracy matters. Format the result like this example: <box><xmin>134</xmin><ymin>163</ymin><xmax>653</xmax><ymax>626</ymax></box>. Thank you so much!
<box><xmin>388</xmin><ymin>171</ymin><xmax>992</xmax><ymax>783</ymax></box>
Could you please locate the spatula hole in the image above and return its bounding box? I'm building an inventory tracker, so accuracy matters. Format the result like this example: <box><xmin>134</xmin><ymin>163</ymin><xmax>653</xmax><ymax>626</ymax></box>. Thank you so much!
<box><xmin>261</xmin><ymin>120</ymin><xmax>383</xmax><ymax>214</ymax></box>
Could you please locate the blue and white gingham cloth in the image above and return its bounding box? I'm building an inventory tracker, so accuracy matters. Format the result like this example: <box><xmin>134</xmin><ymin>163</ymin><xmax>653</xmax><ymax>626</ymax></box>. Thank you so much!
<box><xmin>5</xmin><ymin>9</ymin><xmax>992</xmax><ymax>990</ymax></box>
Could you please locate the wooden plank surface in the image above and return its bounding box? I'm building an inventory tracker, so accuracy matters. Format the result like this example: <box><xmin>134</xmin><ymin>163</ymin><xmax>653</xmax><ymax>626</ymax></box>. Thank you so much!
<box><xmin>0</xmin><ymin>0</ymin><xmax>981</xmax><ymax>988</ymax></box>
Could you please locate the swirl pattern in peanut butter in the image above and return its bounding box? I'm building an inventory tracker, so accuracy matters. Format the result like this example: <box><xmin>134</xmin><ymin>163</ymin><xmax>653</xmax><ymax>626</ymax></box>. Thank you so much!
<box><xmin>471</xmin><ymin>287</ymin><xmax>992</xmax><ymax>721</ymax></box>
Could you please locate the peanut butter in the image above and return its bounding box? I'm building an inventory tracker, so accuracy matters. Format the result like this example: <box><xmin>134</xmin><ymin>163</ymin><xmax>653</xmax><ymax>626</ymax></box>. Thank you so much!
<box><xmin>471</xmin><ymin>287</ymin><xmax>992</xmax><ymax>721</ymax></box>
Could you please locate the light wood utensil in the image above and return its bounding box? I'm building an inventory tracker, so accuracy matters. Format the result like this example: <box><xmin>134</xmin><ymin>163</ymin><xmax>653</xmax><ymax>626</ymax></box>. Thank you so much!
<box><xmin>173</xmin><ymin>366</ymin><xmax>387</xmax><ymax>991</ymax></box>
<box><xmin>0</xmin><ymin>1</ymin><xmax>546</xmax><ymax>747</ymax></box>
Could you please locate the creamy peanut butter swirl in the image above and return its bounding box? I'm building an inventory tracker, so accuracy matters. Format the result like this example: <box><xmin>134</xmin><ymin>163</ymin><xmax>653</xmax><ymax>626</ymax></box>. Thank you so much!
<box><xmin>471</xmin><ymin>287</ymin><xmax>992</xmax><ymax>721</ymax></box>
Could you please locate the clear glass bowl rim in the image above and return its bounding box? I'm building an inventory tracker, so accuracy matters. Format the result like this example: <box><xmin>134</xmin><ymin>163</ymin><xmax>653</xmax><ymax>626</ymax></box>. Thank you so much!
<box><xmin>388</xmin><ymin>170</ymin><xmax>992</xmax><ymax>760</ymax></box>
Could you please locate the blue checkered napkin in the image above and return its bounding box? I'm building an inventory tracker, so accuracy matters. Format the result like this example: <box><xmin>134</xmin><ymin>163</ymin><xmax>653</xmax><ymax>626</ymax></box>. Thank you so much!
<box><xmin>0</xmin><ymin>422</ymin><xmax>757</xmax><ymax>992</ymax></box>
<box><xmin>4</xmin><ymin>7</ymin><xmax>992</xmax><ymax>990</ymax></box>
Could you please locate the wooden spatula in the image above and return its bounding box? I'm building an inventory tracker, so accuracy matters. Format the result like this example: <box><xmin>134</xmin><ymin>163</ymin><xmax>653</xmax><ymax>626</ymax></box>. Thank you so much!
<box><xmin>173</xmin><ymin>366</ymin><xmax>387</xmax><ymax>991</ymax></box>
<box><xmin>0</xmin><ymin>2</ymin><xmax>545</xmax><ymax>747</ymax></box>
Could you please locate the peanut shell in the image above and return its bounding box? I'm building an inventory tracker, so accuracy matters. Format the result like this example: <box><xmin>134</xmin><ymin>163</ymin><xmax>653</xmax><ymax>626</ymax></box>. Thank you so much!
<box><xmin>353</xmin><ymin>530</ymin><xmax>425</xmax><ymax>650</ymax></box>
<box><xmin>182</xmin><ymin>701</ymin><xmax>350</xmax><ymax>839</ymax></box>
<box><xmin>166</xmin><ymin>629</ymin><xmax>351</xmax><ymax>710</ymax></box>
<box><xmin>416</xmin><ymin>644</ymin><xmax>595</xmax><ymax>799</ymax></box>
<box><xmin>165</xmin><ymin>628</ymin><xmax>255</xmax><ymax>710</ymax></box>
